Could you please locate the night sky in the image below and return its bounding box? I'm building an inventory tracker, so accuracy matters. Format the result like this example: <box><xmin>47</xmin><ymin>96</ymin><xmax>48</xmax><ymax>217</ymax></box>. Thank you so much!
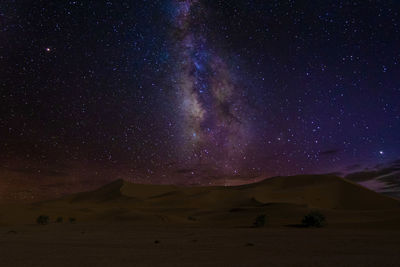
<box><xmin>1</xmin><ymin>0</ymin><xmax>400</xmax><ymax>193</ymax></box>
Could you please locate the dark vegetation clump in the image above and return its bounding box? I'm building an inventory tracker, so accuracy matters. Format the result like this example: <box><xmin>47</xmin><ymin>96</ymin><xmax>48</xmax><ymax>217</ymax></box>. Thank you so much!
<box><xmin>36</xmin><ymin>215</ymin><xmax>50</xmax><ymax>225</ymax></box>
<box><xmin>69</xmin><ymin>217</ymin><xmax>76</xmax><ymax>224</ymax></box>
<box><xmin>187</xmin><ymin>216</ymin><xmax>197</xmax><ymax>221</ymax></box>
<box><xmin>253</xmin><ymin>214</ymin><xmax>267</xmax><ymax>228</ymax></box>
<box><xmin>302</xmin><ymin>211</ymin><xmax>326</xmax><ymax>228</ymax></box>
<box><xmin>56</xmin><ymin>217</ymin><xmax>63</xmax><ymax>223</ymax></box>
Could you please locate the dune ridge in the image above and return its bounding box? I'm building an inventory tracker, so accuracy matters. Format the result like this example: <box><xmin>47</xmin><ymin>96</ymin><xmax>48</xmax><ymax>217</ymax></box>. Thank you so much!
<box><xmin>71</xmin><ymin>175</ymin><xmax>399</xmax><ymax>209</ymax></box>
<box><xmin>1</xmin><ymin>175</ymin><xmax>400</xmax><ymax>227</ymax></box>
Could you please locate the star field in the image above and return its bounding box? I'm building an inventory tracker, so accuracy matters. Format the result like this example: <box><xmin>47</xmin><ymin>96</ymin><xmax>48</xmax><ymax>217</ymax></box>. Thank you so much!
<box><xmin>0</xmin><ymin>0</ymin><xmax>399</xmax><ymax>188</ymax></box>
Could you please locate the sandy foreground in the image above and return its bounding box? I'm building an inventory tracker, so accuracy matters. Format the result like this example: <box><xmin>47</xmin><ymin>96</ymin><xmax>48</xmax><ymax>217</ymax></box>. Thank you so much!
<box><xmin>1</xmin><ymin>223</ymin><xmax>400</xmax><ymax>267</ymax></box>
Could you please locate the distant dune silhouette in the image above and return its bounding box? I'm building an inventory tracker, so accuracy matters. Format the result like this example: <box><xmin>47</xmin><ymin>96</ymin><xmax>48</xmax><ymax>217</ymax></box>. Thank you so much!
<box><xmin>1</xmin><ymin>175</ymin><xmax>399</xmax><ymax>227</ymax></box>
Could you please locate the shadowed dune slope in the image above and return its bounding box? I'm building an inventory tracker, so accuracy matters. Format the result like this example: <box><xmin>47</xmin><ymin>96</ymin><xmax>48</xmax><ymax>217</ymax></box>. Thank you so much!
<box><xmin>241</xmin><ymin>175</ymin><xmax>400</xmax><ymax>210</ymax></box>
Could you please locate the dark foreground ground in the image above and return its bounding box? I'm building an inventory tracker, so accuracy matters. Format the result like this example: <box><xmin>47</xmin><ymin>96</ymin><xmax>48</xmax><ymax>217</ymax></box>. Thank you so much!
<box><xmin>1</xmin><ymin>223</ymin><xmax>400</xmax><ymax>267</ymax></box>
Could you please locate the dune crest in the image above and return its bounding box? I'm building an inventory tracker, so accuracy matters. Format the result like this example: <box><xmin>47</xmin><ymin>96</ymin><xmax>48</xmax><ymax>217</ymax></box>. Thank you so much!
<box><xmin>69</xmin><ymin>175</ymin><xmax>400</xmax><ymax>210</ymax></box>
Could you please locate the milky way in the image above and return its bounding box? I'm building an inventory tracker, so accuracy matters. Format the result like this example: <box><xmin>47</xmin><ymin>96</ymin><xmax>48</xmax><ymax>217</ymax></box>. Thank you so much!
<box><xmin>170</xmin><ymin>0</ymin><xmax>253</xmax><ymax>175</ymax></box>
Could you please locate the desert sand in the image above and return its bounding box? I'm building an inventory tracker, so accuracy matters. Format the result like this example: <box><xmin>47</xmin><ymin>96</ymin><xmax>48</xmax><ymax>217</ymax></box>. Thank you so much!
<box><xmin>1</xmin><ymin>175</ymin><xmax>400</xmax><ymax>266</ymax></box>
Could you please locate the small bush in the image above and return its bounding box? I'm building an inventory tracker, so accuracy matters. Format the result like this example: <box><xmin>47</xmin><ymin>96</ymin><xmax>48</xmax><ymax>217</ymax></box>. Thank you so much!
<box><xmin>302</xmin><ymin>211</ymin><xmax>326</xmax><ymax>228</ymax></box>
<box><xmin>56</xmin><ymin>217</ymin><xmax>63</xmax><ymax>223</ymax></box>
<box><xmin>253</xmin><ymin>214</ymin><xmax>267</xmax><ymax>228</ymax></box>
<box><xmin>69</xmin><ymin>217</ymin><xmax>76</xmax><ymax>223</ymax></box>
<box><xmin>36</xmin><ymin>215</ymin><xmax>49</xmax><ymax>225</ymax></box>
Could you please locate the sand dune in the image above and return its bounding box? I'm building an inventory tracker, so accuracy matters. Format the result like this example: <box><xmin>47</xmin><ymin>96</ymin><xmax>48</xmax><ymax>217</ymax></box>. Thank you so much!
<box><xmin>1</xmin><ymin>175</ymin><xmax>399</xmax><ymax>227</ymax></box>
<box><xmin>2</xmin><ymin>175</ymin><xmax>400</xmax><ymax>266</ymax></box>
